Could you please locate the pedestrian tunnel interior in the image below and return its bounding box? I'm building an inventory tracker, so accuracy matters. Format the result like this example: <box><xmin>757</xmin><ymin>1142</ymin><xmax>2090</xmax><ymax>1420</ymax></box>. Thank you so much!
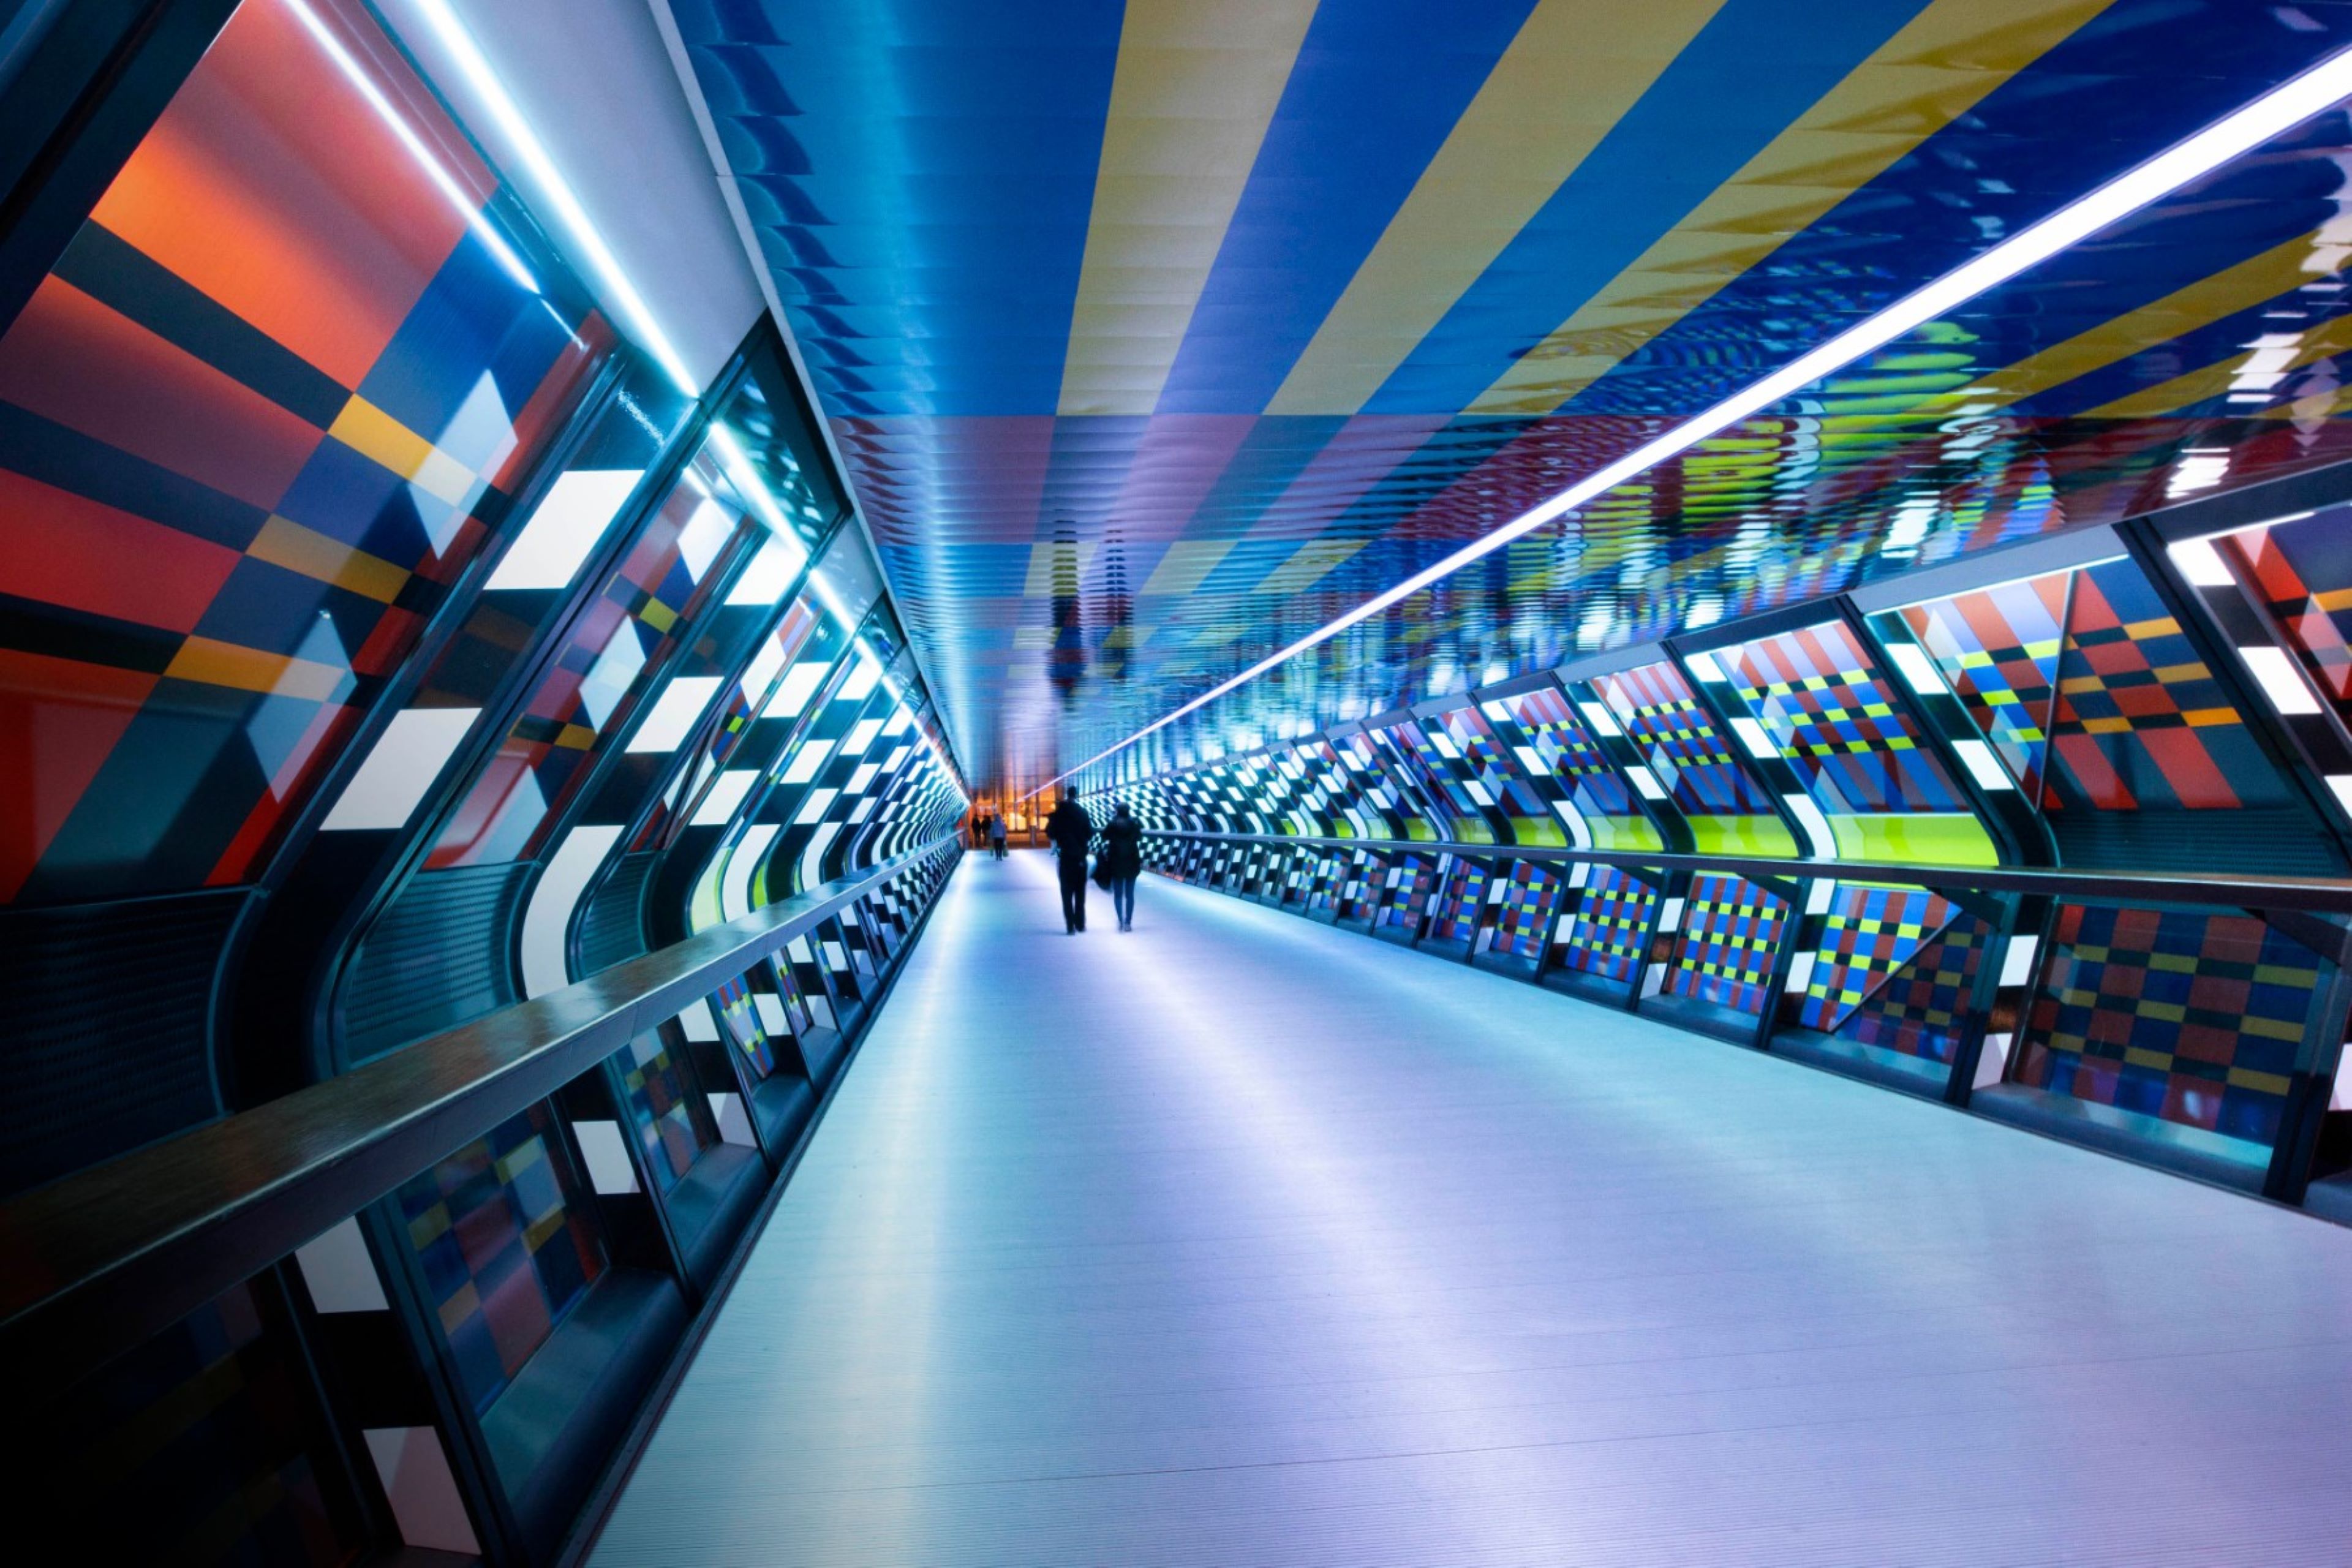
<box><xmin>9</xmin><ymin>2</ymin><xmax>2352</xmax><ymax>1563</ymax></box>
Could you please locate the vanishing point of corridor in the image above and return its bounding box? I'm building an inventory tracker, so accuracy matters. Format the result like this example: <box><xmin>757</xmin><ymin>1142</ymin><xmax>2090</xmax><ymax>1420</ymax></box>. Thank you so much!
<box><xmin>595</xmin><ymin>855</ymin><xmax>2352</xmax><ymax>1567</ymax></box>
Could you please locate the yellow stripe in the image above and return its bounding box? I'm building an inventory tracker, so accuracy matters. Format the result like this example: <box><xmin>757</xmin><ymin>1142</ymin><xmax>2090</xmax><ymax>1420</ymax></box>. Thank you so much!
<box><xmin>1025</xmin><ymin>540</ymin><xmax>1098</xmax><ymax>596</ymax></box>
<box><xmin>246</xmin><ymin>514</ymin><xmax>409</xmax><ymax>603</ymax></box>
<box><xmin>165</xmin><ymin>636</ymin><xmax>348</xmax><ymax>701</ymax></box>
<box><xmin>2080</xmin><ymin>282</ymin><xmax>2352</xmax><ymax>419</ymax></box>
<box><xmin>1253</xmin><ymin>539</ymin><xmax>1362</xmax><ymax>595</ymax></box>
<box><xmin>328</xmin><ymin>396</ymin><xmax>480</xmax><ymax>506</ymax></box>
<box><xmin>1139</xmin><ymin>539</ymin><xmax>1234</xmax><ymax>595</ymax></box>
<box><xmin>1268</xmin><ymin>0</ymin><xmax>1724</xmax><ymax>416</ymax></box>
<box><xmin>1058</xmin><ymin>0</ymin><xmax>1318</xmax><ymax>415</ymax></box>
<box><xmin>1469</xmin><ymin>0</ymin><xmax>2113</xmax><ymax>417</ymax></box>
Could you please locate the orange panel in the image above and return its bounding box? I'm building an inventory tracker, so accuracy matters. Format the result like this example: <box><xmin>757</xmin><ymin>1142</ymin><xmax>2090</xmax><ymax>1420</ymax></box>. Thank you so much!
<box><xmin>89</xmin><ymin>0</ymin><xmax>470</xmax><ymax>386</ymax></box>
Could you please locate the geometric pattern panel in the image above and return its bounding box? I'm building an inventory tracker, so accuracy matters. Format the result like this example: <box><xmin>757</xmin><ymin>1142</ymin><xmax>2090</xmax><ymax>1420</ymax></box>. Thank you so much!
<box><xmin>1798</xmin><ymin>883</ymin><xmax>1959</xmax><ymax>1035</ymax></box>
<box><xmin>2226</xmin><ymin>507</ymin><xmax>2352</xmax><ymax>725</ymax></box>
<box><xmin>393</xmin><ymin>1101</ymin><xmax>605</xmax><ymax>1413</ymax></box>
<box><xmin>0</xmin><ymin>0</ymin><xmax>606</xmax><ymax>905</ymax></box>
<box><xmin>1553</xmin><ymin>864</ymin><xmax>1659</xmax><ymax>987</ymax></box>
<box><xmin>2045</xmin><ymin>557</ymin><xmax>2291</xmax><ymax>814</ymax></box>
<box><xmin>1380</xmin><ymin>853</ymin><xmax>1437</xmax><ymax>933</ymax></box>
<box><xmin>1833</xmin><ymin>909</ymin><xmax>1992</xmax><ymax>1066</ymax></box>
<box><xmin>1489</xmin><ymin>859</ymin><xmax>1561</xmax><ymax>961</ymax></box>
<box><xmin>617</xmin><ymin>1030</ymin><xmax>712</xmax><ymax>1190</ymax></box>
<box><xmin>1425</xmin><ymin>856</ymin><xmax>1489</xmax><ymax>944</ymax></box>
<box><xmin>1494</xmin><ymin>683</ymin><xmax>1648</xmax><ymax>847</ymax></box>
<box><xmin>1721</xmin><ymin>619</ymin><xmax>1969</xmax><ymax>814</ymax></box>
<box><xmin>1667</xmin><ymin>872</ymin><xmax>1789</xmax><ymax>1017</ymax></box>
<box><xmin>712</xmin><ymin>971</ymin><xmax>780</xmax><ymax>1080</ymax></box>
<box><xmin>2016</xmin><ymin>904</ymin><xmax>2323</xmax><ymax>1147</ymax></box>
<box><xmin>1590</xmin><ymin>661</ymin><xmax>1775</xmax><ymax>818</ymax></box>
<box><xmin>428</xmin><ymin>443</ymin><xmax>760</xmax><ymax>868</ymax></box>
<box><xmin>1888</xmin><ymin>570</ymin><xmax>2068</xmax><ymax>799</ymax></box>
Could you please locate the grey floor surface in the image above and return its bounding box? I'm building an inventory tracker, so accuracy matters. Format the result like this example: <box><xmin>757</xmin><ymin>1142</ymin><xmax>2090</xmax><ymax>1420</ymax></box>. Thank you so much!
<box><xmin>591</xmin><ymin>851</ymin><xmax>2352</xmax><ymax>1567</ymax></box>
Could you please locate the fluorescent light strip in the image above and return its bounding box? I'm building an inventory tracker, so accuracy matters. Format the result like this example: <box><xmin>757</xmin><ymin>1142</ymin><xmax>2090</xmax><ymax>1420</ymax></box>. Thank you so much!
<box><xmin>412</xmin><ymin>0</ymin><xmax>692</xmax><ymax>391</ymax></box>
<box><xmin>1027</xmin><ymin>46</ymin><xmax>2352</xmax><ymax>798</ymax></box>
<box><xmin>283</xmin><ymin>0</ymin><xmax>535</xmax><ymax>292</ymax></box>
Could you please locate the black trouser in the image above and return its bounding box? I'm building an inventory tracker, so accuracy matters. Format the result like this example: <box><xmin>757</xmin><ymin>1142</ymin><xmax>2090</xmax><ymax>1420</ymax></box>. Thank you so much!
<box><xmin>1058</xmin><ymin>864</ymin><xmax>1088</xmax><ymax>930</ymax></box>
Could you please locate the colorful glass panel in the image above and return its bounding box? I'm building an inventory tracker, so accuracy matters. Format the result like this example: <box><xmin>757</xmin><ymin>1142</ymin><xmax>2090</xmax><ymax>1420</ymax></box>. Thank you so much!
<box><xmin>1552</xmin><ymin>865</ymin><xmax>1659</xmax><ymax>986</ymax></box>
<box><xmin>712</xmin><ymin>971</ymin><xmax>780</xmax><ymax>1079</ymax></box>
<box><xmin>1719</xmin><ymin>622</ymin><xmax>1992</xmax><ymax>865</ymax></box>
<box><xmin>1667</xmin><ymin>873</ymin><xmax>1789</xmax><ymax>1016</ymax></box>
<box><xmin>428</xmin><ymin>442</ymin><xmax>763</xmax><ymax>866</ymax></box>
<box><xmin>1489</xmin><ymin>861</ymin><xmax>1561</xmax><ymax>960</ymax></box>
<box><xmin>1494</xmin><ymin>684</ymin><xmax>1658</xmax><ymax>851</ymax></box>
<box><xmin>2222</xmin><ymin>510</ymin><xmax>2352</xmax><ymax>725</ymax></box>
<box><xmin>1425</xmin><ymin>857</ymin><xmax>1490</xmax><ymax>943</ymax></box>
<box><xmin>2016</xmin><ymin>905</ymin><xmax>2321</xmax><ymax>1147</ymax></box>
<box><xmin>1890</xmin><ymin>571</ymin><xmax>2067</xmax><ymax>799</ymax></box>
<box><xmin>394</xmin><ymin>1101</ymin><xmax>605</xmax><ymax>1413</ymax></box>
<box><xmin>0</xmin><ymin>0</ymin><xmax>609</xmax><ymax>904</ymax></box>
<box><xmin>1800</xmin><ymin>884</ymin><xmax>1956</xmax><ymax>1037</ymax></box>
<box><xmin>2045</xmin><ymin>559</ymin><xmax>2293</xmax><ymax>814</ymax></box>
<box><xmin>1833</xmin><ymin>913</ymin><xmax>1991</xmax><ymax>1065</ymax></box>
<box><xmin>617</xmin><ymin>1031</ymin><xmax>710</xmax><ymax>1188</ymax></box>
<box><xmin>1589</xmin><ymin>662</ymin><xmax>1793</xmax><ymax>856</ymax></box>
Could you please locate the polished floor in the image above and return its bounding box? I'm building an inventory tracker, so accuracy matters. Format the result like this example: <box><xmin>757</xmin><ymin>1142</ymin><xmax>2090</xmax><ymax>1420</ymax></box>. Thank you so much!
<box><xmin>594</xmin><ymin>852</ymin><xmax>2352</xmax><ymax>1566</ymax></box>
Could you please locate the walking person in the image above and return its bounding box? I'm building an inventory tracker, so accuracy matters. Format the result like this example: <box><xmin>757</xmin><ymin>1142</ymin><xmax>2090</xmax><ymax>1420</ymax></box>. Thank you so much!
<box><xmin>988</xmin><ymin>812</ymin><xmax>1008</xmax><ymax>860</ymax></box>
<box><xmin>1044</xmin><ymin>791</ymin><xmax>1094</xmax><ymax>933</ymax></box>
<box><xmin>1100</xmin><ymin>802</ymin><xmax>1143</xmax><ymax>932</ymax></box>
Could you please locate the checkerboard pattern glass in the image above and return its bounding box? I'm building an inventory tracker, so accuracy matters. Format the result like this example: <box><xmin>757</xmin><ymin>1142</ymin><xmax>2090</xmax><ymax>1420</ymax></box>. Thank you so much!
<box><xmin>429</xmin><ymin>443</ymin><xmax>764</xmax><ymax>867</ymax></box>
<box><xmin>618</xmin><ymin>1031</ymin><xmax>712</xmax><ymax>1189</ymax></box>
<box><xmin>1722</xmin><ymin>620</ymin><xmax>1969</xmax><ymax>813</ymax></box>
<box><xmin>1899</xmin><ymin>558</ymin><xmax>2290</xmax><ymax>816</ymax></box>
<box><xmin>1425</xmin><ymin>857</ymin><xmax>1490</xmax><ymax>943</ymax></box>
<box><xmin>1591</xmin><ymin>662</ymin><xmax>1776</xmax><ymax>817</ymax></box>
<box><xmin>1667</xmin><ymin>873</ymin><xmax>1789</xmax><ymax>1016</ymax></box>
<box><xmin>0</xmin><ymin>0</ymin><xmax>610</xmax><ymax>904</ymax></box>
<box><xmin>1495</xmin><ymin>684</ymin><xmax>1656</xmax><ymax>849</ymax></box>
<box><xmin>1490</xmin><ymin>861</ymin><xmax>1561</xmax><ymax>960</ymax></box>
<box><xmin>1890</xmin><ymin>571</ymin><xmax>2067</xmax><ymax>799</ymax></box>
<box><xmin>1798</xmin><ymin>884</ymin><xmax>1980</xmax><ymax>1065</ymax></box>
<box><xmin>394</xmin><ymin>1102</ymin><xmax>606</xmax><ymax>1413</ymax></box>
<box><xmin>1835</xmin><ymin>912</ymin><xmax>1991</xmax><ymax>1064</ymax></box>
<box><xmin>1370</xmin><ymin>718</ymin><xmax>1485</xmax><ymax>838</ymax></box>
<box><xmin>2045</xmin><ymin>559</ymin><xmax>2291</xmax><ymax>813</ymax></box>
<box><xmin>2016</xmin><ymin>905</ymin><xmax>2322</xmax><ymax>1145</ymax></box>
<box><xmin>1439</xmin><ymin>706</ymin><xmax>1548</xmax><ymax>825</ymax></box>
<box><xmin>1552</xmin><ymin>865</ymin><xmax>1659</xmax><ymax>985</ymax></box>
<box><xmin>1381</xmin><ymin>854</ymin><xmax>1437</xmax><ymax>931</ymax></box>
<box><xmin>2224</xmin><ymin>509</ymin><xmax>2352</xmax><ymax>724</ymax></box>
<box><xmin>712</xmin><ymin>971</ymin><xmax>780</xmax><ymax>1079</ymax></box>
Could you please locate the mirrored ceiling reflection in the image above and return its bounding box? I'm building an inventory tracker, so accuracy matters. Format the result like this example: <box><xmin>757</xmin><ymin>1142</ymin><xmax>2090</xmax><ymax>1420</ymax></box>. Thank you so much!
<box><xmin>671</xmin><ymin>1</ymin><xmax>2352</xmax><ymax>794</ymax></box>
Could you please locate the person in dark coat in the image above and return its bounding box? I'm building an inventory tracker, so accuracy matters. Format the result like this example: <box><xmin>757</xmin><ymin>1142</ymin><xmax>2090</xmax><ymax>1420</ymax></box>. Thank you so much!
<box><xmin>1099</xmin><ymin>803</ymin><xmax>1144</xmax><ymax>931</ymax></box>
<box><xmin>1044</xmin><ymin>793</ymin><xmax>1095</xmax><ymax>932</ymax></box>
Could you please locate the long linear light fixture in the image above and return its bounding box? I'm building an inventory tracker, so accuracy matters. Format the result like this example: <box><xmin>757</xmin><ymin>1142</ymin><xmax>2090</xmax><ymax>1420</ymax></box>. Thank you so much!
<box><xmin>1027</xmin><ymin>45</ymin><xmax>2352</xmax><ymax>801</ymax></box>
<box><xmin>285</xmin><ymin>0</ymin><xmax>535</xmax><ymax>291</ymax></box>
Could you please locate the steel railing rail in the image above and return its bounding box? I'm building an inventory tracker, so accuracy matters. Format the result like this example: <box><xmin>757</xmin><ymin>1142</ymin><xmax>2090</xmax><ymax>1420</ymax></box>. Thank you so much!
<box><xmin>0</xmin><ymin>833</ymin><xmax>963</xmax><ymax>1405</ymax></box>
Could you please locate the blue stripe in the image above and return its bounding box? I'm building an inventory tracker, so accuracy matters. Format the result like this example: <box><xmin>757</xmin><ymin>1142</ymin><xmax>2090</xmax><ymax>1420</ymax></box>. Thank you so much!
<box><xmin>1154</xmin><ymin>0</ymin><xmax>1537</xmax><ymax>415</ymax></box>
<box><xmin>1365</xmin><ymin>0</ymin><xmax>1932</xmax><ymax>416</ymax></box>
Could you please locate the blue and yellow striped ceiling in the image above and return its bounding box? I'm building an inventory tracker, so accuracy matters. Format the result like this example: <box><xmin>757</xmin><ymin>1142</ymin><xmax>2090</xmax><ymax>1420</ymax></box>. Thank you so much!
<box><xmin>672</xmin><ymin>0</ymin><xmax>2352</xmax><ymax>790</ymax></box>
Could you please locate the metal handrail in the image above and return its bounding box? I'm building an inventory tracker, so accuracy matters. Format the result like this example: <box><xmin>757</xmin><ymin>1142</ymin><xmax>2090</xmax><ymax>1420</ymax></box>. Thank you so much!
<box><xmin>0</xmin><ymin>834</ymin><xmax>962</xmax><ymax>1403</ymax></box>
<box><xmin>1142</xmin><ymin>829</ymin><xmax>2352</xmax><ymax>918</ymax></box>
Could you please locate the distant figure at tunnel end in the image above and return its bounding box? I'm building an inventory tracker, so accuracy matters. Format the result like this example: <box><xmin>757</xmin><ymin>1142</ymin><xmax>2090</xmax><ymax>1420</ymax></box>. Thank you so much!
<box><xmin>1101</xmin><ymin>802</ymin><xmax>1142</xmax><ymax>932</ymax></box>
<box><xmin>1045</xmin><ymin>792</ymin><xmax>1094</xmax><ymax>933</ymax></box>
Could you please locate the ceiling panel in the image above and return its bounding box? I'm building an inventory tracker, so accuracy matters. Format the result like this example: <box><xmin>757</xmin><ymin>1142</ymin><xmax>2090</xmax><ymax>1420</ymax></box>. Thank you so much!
<box><xmin>666</xmin><ymin>0</ymin><xmax>2352</xmax><ymax>792</ymax></box>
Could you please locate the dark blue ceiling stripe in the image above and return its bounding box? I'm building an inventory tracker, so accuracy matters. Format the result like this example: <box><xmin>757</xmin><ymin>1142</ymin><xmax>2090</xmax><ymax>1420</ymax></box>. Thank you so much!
<box><xmin>1363</xmin><ymin>0</ymin><xmax>1934</xmax><ymax>417</ymax></box>
<box><xmin>1152</xmin><ymin>0</ymin><xmax>1537</xmax><ymax>416</ymax></box>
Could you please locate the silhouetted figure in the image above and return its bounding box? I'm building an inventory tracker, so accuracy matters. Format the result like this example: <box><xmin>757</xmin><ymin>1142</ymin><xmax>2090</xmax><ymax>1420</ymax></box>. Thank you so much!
<box><xmin>1044</xmin><ymin>793</ymin><xmax>1093</xmax><ymax>932</ymax></box>
<box><xmin>989</xmin><ymin>813</ymin><xmax>1008</xmax><ymax>859</ymax></box>
<box><xmin>1100</xmin><ymin>803</ymin><xmax>1142</xmax><ymax>931</ymax></box>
